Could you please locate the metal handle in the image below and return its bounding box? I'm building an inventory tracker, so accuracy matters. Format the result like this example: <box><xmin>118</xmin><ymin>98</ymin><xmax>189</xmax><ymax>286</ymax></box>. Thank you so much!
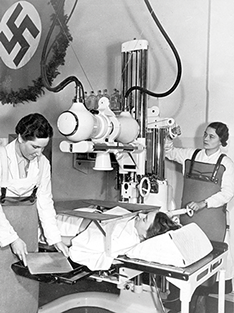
<box><xmin>167</xmin><ymin>207</ymin><xmax>194</xmax><ymax>218</ymax></box>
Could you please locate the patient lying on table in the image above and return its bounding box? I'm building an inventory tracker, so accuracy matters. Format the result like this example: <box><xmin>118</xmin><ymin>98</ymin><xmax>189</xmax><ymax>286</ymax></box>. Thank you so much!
<box><xmin>55</xmin><ymin>206</ymin><xmax>180</xmax><ymax>271</ymax></box>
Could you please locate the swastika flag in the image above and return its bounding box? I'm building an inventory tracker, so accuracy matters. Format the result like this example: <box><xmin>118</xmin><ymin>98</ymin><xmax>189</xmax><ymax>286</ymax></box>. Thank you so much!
<box><xmin>0</xmin><ymin>0</ymin><xmax>69</xmax><ymax>104</ymax></box>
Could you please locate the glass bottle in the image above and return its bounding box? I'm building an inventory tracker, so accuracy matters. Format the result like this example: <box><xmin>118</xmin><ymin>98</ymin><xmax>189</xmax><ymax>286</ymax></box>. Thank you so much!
<box><xmin>86</xmin><ymin>91</ymin><xmax>97</xmax><ymax>110</ymax></box>
<box><xmin>103</xmin><ymin>89</ymin><xmax>110</xmax><ymax>99</ymax></box>
<box><xmin>96</xmin><ymin>90</ymin><xmax>103</xmax><ymax>108</ymax></box>
<box><xmin>110</xmin><ymin>89</ymin><xmax>121</xmax><ymax>114</ymax></box>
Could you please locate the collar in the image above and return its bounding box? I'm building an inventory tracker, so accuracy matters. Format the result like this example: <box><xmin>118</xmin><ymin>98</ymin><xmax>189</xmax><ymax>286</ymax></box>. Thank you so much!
<box><xmin>200</xmin><ymin>148</ymin><xmax>222</xmax><ymax>161</ymax></box>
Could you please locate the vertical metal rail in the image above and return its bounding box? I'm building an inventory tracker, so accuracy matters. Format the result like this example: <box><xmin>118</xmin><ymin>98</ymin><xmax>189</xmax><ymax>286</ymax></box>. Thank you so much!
<box><xmin>121</xmin><ymin>40</ymin><xmax>166</xmax><ymax>181</ymax></box>
<box><xmin>152</xmin><ymin>128</ymin><xmax>166</xmax><ymax>180</ymax></box>
<box><xmin>121</xmin><ymin>40</ymin><xmax>148</xmax><ymax>137</ymax></box>
<box><xmin>139</xmin><ymin>48</ymin><xmax>148</xmax><ymax>138</ymax></box>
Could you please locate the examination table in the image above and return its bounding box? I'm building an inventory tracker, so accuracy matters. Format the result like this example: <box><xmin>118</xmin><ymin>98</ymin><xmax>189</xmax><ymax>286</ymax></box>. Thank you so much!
<box><xmin>11</xmin><ymin>199</ymin><xmax>228</xmax><ymax>313</ymax></box>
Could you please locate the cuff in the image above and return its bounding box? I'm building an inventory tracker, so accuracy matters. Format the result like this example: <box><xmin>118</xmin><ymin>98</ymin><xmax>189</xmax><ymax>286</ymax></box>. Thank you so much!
<box><xmin>0</xmin><ymin>234</ymin><xmax>19</xmax><ymax>248</ymax></box>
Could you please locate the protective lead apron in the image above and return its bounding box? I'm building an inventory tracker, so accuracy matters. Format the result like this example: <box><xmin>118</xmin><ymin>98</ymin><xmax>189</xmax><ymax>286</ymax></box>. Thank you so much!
<box><xmin>0</xmin><ymin>146</ymin><xmax>39</xmax><ymax>313</ymax></box>
<box><xmin>181</xmin><ymin>149</ymin><xmax>227</xmax><ymax>242</ymax></box>
<box><xmin>0</xmin><ymin>201</ymin><xmax>39</xmax><ymax>313</ymax></box>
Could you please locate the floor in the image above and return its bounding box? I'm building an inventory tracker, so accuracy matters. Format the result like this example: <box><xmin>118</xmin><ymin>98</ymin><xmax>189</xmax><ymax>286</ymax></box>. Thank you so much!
<box><xmin>207</xmin><ymin>296</ymin><xmax>234</xmax><ymax>313</ymax></box>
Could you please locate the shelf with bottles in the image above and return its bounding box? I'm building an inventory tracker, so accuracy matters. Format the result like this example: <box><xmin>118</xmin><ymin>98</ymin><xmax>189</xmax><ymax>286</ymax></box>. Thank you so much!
<box><xmin>84</xmin><ymin>88</ymin><xmax>122</xmax><ymax>114</ymax></box>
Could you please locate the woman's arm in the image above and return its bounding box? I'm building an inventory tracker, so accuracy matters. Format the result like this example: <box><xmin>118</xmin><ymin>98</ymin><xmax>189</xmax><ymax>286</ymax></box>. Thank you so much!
<box><xmin>165</xmin><ymin>137</ymin><xmax>195</xmax><ymax>165</ymax></box>
<box><xmin>0</xmin><ymin>204</ymin><xmax>18</xmax><ymax>247</ymax></box>
<box><xmin>0</xmin><ymin>205</ymin><xmax>29</xmax><ymax>265</ymax></box>
<box><xmin>36</xmin><ymin>156</ymin><xmax>69</xmax><ymax>257</ymax></box>
<box><xmin>36</xmin><ymin>156</ymin><xmax>62</xmax><ymax>245</ymax></box>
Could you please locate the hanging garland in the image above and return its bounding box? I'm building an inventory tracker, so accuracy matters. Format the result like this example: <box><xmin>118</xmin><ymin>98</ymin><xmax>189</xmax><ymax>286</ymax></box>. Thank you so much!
<box><xmin>0</xmin><ymin>0</ymin><xmax>72</xmax><ymax>106</ymax></box>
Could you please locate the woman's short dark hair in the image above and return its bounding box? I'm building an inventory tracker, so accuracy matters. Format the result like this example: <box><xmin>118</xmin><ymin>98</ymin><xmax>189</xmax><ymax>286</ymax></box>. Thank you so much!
<box><xmin>146</xmin><ymin>212</ymin><xmax>181</xmax><ymax>240</ymax></box>
<box><xmin>15</xmin><ymin>113</ymin><xmax>53</xmax><ymax>141</ymax></box>
<box><xmin>208</xmin><ymin>122</ymin><xmax>229</xmax><ymax>147</ymax></box>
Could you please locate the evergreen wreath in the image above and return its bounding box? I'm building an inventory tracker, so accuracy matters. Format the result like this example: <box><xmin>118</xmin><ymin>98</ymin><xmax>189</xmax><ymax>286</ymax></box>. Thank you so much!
<box><xmin>0</xmin><ymin>0</ymin><xmax>72</xmax><ymax>106</ymax></box>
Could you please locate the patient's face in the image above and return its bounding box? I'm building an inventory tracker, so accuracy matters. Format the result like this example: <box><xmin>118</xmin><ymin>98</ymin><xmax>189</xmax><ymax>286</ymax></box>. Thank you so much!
<box><xmin>135</xmin><ymin>211</ymin><xmax>157</xmax><ymax>240</ymax></box>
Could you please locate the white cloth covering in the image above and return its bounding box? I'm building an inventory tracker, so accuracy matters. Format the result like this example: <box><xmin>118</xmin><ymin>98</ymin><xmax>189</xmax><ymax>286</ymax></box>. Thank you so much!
<box><xmin>56</xmin><ymin>207</ymin><xmax>97</xmax><ymax>237</ymax></box>
<box><xmin>126</xmin><ymin>223</ymin><xmax>213</xmax><ymax>267</ymax></box>
<box><xmin>57</xmin><ymin>208</ymin><xmax>214</xmax><ymax>271</ymax></box>
<box><xmin>57</xmin><ymin>207</ymin><xmax>140</xmax><ymax>271</ymax></box>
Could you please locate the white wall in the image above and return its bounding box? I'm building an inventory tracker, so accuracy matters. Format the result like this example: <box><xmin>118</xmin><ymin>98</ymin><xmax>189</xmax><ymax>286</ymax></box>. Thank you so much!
<box><xmin>1</xmin><ymin>0</ymin><xmax>234</xmax><ymax>203</ymax></box>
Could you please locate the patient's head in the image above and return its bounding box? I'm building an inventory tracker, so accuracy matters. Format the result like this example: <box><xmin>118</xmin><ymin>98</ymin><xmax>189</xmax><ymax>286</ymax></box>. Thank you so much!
<box><xmin>135</xmin><ymin>211</ymin><xmax>180</xmax><ymax>241</ymax></box>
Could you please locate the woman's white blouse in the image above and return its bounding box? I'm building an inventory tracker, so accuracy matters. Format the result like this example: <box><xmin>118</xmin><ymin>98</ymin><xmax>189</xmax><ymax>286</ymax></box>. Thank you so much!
<box><xmin>0</xmin><ymin>140</ymin><xmax>61</xmax><ymax>247</ymax></box>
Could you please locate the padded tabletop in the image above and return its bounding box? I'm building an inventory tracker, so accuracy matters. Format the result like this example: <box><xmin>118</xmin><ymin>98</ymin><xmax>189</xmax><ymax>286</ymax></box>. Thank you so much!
<box><xmin>116</xmin><ymin>241</ymin><xmax>228</xmax><ymax>280</ymax></box>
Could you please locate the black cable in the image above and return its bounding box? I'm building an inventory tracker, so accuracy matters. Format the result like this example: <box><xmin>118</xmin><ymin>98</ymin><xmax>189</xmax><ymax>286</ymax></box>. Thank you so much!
<box><xmin>42</xmin><ymin>0</ymin><xmax>181</xmax><ymax>103</ymax></box>
<box><xmin>66</xmin><ymin>0</ymin><xmax>78</xmax><ymax>24</ymax></box>
<box><xmin>125</xmin><ymin>0</ymin><xmax>182</xmax><ymax>99</ymax></box>
<box><xmin>41</xmin><ymin>0</ymin><xmax>84</xmax><ymax>102</ymax></box>
<box><xmin>43</xmin><ymin>0</ymin><xmax>78</xmax><ymax>62</ymax></box>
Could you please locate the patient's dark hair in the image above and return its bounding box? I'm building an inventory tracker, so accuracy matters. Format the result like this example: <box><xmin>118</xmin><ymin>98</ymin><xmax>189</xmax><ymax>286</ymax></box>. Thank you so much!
<box><xmin>146</xmin><ymin>212</ymin><xmax>180</xmax><ymax>240</ymax></box>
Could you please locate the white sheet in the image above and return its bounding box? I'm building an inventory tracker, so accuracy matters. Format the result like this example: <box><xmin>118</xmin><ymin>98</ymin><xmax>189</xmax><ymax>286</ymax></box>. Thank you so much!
<box><xmin>69</xmin><ymin>207</ymin><xmax>140</xmax><ymax>270</ymax></box>
<box><xmin>58</xmin><ymin>207</ymin><xmax>213</xmax><ymax>270</ymax></box>
<box><xmin>126</xmin><ymin>223</ymin><xmax>213</xmax><ymax>267</ymax></box>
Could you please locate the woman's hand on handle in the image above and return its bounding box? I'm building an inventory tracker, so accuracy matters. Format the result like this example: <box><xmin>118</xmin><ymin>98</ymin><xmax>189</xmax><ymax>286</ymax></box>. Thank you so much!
<box><xmin>186</xmin><ymin>200</ymin><xmax>207</xmax><ymax>212</ymax></box>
